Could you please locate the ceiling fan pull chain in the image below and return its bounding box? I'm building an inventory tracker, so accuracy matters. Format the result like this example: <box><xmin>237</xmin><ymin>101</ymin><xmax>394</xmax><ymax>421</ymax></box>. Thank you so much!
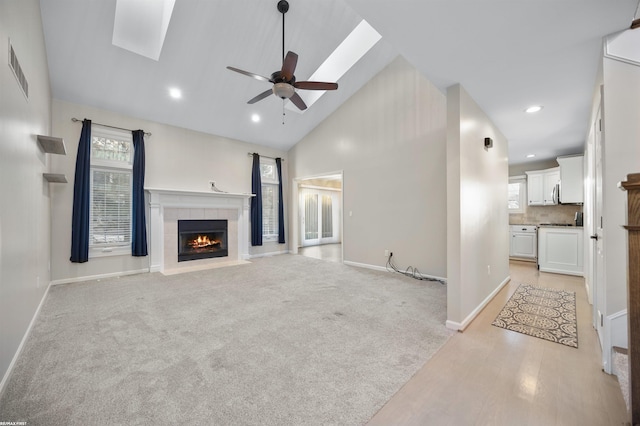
<box><xmin>282</xmin><ymin>99</ymin><xmax>286</xmax><ymax>125</ymax></box>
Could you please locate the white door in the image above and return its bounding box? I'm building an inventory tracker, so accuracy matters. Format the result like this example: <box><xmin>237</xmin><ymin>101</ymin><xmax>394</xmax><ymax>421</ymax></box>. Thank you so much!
<box><xmin>593</xmin><ymin>105</ymin><xmax>605</xmax><ymax>347</ymax></box>
<box><xmin>300</xmin><ymin>188</ymin><xmax>340</xmax><ymax>247</ymax></box>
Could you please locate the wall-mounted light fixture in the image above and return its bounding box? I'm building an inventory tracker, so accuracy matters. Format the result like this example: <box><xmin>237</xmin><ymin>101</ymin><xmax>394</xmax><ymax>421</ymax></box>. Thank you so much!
<box><xmin>484</xmin><ymin>137</ymin><xmax>493</xmax><ymax>149</ymax></box>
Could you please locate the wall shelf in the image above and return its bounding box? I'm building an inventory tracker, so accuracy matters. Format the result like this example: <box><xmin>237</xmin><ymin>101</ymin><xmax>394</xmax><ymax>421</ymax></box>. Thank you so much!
<box><xmin>37</xmin><ymin>135</ymin><xmax>66</xmax><ymax>155</ymax></box>
<box><xmin>43</xmin><ymin>173</ymin><xmax>67</xmax><ymax>183</ymax></box>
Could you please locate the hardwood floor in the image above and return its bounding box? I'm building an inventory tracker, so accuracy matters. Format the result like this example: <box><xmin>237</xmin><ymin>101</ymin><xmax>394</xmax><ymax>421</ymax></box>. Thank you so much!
<box><xmin>368</xmin><ymin>260</ymin><xmax>628</xmax><ymax>425</ymax></box>
<box><xmin>298</xmin><ymin>243</ymin><xmax>342</xmax><ymax>263</ymax></box>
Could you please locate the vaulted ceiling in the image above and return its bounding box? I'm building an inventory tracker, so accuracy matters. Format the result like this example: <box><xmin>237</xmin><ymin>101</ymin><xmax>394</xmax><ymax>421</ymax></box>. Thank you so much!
<box><xmin>40</xmin><ymin>0</ymin><xmax>638</xmax><ymax>164</ymax></box>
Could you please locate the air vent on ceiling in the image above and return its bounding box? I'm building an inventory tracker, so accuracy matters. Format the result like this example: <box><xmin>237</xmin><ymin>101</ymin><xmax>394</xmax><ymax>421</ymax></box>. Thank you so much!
<box><xmin>8</xmin><ymin>39</ymin><xmax>29</xmax><ymax>99</ymax></box>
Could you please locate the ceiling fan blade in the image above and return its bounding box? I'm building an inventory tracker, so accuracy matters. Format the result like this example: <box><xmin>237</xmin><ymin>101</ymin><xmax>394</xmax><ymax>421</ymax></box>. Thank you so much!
<box><xmin>294</xmin><ymin>81</ymin><xmax>338</xmax><ymax>91</ymax></box>
<box><xmin>227</xmin><ymin>66</ymin><xmax>271</xmax><ymax>83</ymax></box>
<box><xmin>281</xmin><ymin>51</ymin><xmax>298</xmax><ymax>81</ymax></box>
<box><xmin>289</xmin><ymin>92</ymin><xmax>307</xmax><ymax>110</ymax></box>
<box><xmin>247</xmin><ymin>88</ymin><xmax>274</xmax><ymax>104</ymax></box>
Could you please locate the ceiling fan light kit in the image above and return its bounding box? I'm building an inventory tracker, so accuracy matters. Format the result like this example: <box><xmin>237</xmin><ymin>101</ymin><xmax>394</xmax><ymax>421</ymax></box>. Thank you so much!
<box><xmin>226</xmin><ymin>0</ymin><xmax>338</xmax><ymax>115</ymax></box>
<box><xmin>273</xmin><ymin>83</ymin><xmax>295</xmax><ymax>99</ymax></box>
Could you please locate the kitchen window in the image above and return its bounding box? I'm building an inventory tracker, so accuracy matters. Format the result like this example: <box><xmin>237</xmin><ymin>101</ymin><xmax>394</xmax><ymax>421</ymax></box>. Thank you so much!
<box><xmin>508</xmin><ymin>176</ymin><xmax>526</xmax><ymax>214</ymax></box>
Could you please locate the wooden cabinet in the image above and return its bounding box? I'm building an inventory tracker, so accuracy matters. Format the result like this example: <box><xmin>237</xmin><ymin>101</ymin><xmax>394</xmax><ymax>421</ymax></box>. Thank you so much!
<box><xmin>526</xmin><ymin>167</ymin><xmax>559</xmax><ymax>206</ymax></box>
<box><xmin>557</xmin><ymin>155</ymin><xmax>584</xmax><ymax>204</ymax></box>
<box><xmin>537</xmin><ymin>226</ymin><xmax>584</xmax><ymax>275</ymax></box>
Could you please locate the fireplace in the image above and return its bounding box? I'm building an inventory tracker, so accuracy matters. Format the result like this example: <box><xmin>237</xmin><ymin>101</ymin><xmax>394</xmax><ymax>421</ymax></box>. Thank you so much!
<box><xmin>177</xmin><ymin>219</ymin><xmax>228</xmax><ymax>262</ymax></box>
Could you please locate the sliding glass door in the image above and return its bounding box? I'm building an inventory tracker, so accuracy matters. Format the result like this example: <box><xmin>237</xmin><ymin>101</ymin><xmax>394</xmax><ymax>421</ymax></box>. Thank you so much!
<box><xmin>299</xmin><ymin>188</ymin><xmax>340</xmax><ymax>247</ymax></box>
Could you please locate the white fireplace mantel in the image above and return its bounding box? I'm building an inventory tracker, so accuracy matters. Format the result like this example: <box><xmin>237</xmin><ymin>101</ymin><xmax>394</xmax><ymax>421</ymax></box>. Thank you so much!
<box><xmin>145</xmin><ymin>188</ymin><xmax>254</xmax><ymax>273</ymax></box>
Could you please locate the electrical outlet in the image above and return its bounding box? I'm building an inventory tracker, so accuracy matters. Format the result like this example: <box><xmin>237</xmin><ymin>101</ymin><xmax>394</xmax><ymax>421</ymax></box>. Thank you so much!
<box><xmin>384</xmin><ymin>249</ymin><xmax>389</xmax><ymax>257</ymax></box>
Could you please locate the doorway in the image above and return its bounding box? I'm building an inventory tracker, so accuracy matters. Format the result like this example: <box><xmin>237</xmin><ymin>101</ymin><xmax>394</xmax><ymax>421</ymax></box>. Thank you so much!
<box><xmin>593</xmin><ymin>103</ymin><xmax>605</xmax><ymax>349</ymax></box>
<box><xmin>294</xmin><ymin>173</ymin><xmax>343</xmax><ymax>262</ymax></box>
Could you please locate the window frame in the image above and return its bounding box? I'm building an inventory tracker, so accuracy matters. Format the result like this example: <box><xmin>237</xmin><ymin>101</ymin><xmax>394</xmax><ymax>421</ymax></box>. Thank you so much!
<box><xmin>508</xmin><ymin>175</ymin><xmax>527</xmax><ymax>214</ymax></box>
<box><xmin>260</xmin><ymin>158</ymin><xmax>279</xmax><ymax>241</ymax></box>
<box><xmin>89</xmin><ymin>125</ymin><xmax>133</xmax><ymax>258</ymax></box>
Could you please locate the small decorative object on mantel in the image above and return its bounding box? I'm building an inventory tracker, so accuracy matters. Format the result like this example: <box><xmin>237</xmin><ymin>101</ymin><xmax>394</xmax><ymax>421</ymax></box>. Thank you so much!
<box><xmin>209</xmin><ymin>181</ymin><xmax>227</xmax><ymax>193</ymax></box>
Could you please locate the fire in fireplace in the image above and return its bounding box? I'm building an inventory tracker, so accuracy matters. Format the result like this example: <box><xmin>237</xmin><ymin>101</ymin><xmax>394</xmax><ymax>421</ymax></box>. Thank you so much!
<box><xmin>177</xmin><ymin>219</ymin><xmax>228</xmax><ymax>262</ymax></box>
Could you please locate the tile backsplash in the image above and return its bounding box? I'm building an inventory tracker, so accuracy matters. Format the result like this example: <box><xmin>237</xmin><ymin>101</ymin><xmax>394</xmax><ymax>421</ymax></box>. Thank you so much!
<box><xmin>510</xmin><ymin>204</ymin><xmax>583</xmax><ymax>225</ymax></box>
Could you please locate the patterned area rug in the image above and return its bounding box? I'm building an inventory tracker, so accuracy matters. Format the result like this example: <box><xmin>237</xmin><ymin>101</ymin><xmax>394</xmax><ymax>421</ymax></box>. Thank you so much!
<box><xmin>492</xmin><ymin>284</ymin><xmax>578</xmax><ymax>348</ymax></box>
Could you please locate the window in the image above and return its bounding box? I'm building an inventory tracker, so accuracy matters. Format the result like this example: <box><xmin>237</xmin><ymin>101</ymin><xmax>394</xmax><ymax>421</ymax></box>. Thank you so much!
<box><xmin>508</xmin><ymin>176</ymin><xmax>526</xmax><ymax>214</ymax></box>
<box><xmin>260</xmin><ymin>158</ymin><xmax>279</xmax><ymax>240</ymax></box>
<box><xmin>89</xmin><ymin>125</ymin><xmax>133</xmax><ymax>256</ymax></box>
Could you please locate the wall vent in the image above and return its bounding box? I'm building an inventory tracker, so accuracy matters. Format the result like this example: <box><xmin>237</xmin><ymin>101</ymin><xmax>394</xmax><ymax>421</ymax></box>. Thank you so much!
<box><xmin>8</xmin><ymin>39</ymin><xmax>29</xmax><ymax>99</ymax></box>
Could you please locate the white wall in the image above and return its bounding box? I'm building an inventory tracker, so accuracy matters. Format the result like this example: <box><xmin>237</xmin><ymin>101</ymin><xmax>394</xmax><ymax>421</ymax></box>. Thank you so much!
<box><xmin>50</xmin><ymin>100</ymin><xmax>288</xmax><ymax>282</ymax></box>
<box><xmin>288</xmin><ymin>56</ymin><xmax>447</xmax><ymax>277</ymax></box>
<box><xmin>446</xmin><ymin>84</ymin><xmax>510</xmax><ymax>329</ymax></box>
<box><xmin>0</xmin><ymin>0</ymin><xmax>52</xmax><ymax>390</ymax></box>
<box><xmin>601</xmin><ymin>56</ymin><xmax>640</xmax><ymax>314</ymax></box>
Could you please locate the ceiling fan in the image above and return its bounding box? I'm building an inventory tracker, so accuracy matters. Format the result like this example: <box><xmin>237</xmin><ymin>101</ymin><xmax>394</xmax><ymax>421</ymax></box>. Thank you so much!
<box><xmin>226</xmin><ymin>0</ymin><xmax>338</xmax><ymax>111</ymax></box>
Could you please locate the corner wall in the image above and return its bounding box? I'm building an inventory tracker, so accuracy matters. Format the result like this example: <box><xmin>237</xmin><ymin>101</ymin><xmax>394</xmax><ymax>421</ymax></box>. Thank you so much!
<box><xmin>288</xmin><ymin>56</ymin><xmax>447</xmax><ymax>277</ymax></box>
<box><xmin>601</xmin><ymin>56</ymin><xmax>640</xmax><ymax>315</ymax></box>
<box><xmin>0</xmin><ymin>0</ymin><xmax>53</xmax><ymax>390</ymax></box>
<box><xmin>446</xmin><ymin>84</ymin><xmax>510</xmax><ymax>329</ymax></box>
<box><xmin>50</xmin><ymin>100</ymin><xmax>288</xmax><ymax>283</ymax></box>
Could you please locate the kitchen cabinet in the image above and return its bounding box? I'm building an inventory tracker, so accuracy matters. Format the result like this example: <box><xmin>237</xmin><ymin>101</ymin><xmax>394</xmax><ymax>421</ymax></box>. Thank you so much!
<box><xmin>557</xmin><ymin>155</ymin><xmax>584</xmax><ymax>204</ymax></box>
<box><xmin>526</xmin><ymin>172</ymin><xmax>544</xmax><ymax>205</ymax></box>
<box><xmin>510</xmin><ymin>225</ymin><xmax>537</xmax><ymax>259</ymax></box>
<box><xmin>538</xmin><ymin>226</ymin><xmax>583</xmax><ymax>276</ymax></box>
<box><xmin>526</xmin><ymin>167</ymin><xmax>559</xmax><ymax>206</ymax></box>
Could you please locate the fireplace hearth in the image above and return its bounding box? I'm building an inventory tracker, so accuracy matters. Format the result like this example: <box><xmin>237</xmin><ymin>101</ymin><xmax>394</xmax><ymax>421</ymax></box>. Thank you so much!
<box><xmin>178</xmin><ymin>219</ymin><xmax>228</xmax><ymax>262</ymax></box>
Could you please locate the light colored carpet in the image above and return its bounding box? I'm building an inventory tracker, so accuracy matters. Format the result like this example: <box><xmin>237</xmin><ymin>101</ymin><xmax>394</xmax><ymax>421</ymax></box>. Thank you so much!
<box><xmin>492</xmin><ymin>284</ymin><xmax>578</xmax><ymax>348</ymax></box>
<box><xmin>0</xmin><ymin>254</ymin><xmax>451</xmax><ymax>425</ymax></box>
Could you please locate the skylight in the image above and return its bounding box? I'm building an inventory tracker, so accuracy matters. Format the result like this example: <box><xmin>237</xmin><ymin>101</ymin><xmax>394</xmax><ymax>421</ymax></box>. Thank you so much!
<box><xmin>287</xmin><ymin>19</ymin><xmax>382</xmax><ymax>112</ymax></box>
<box><xmin>112</xmin><ymin>0</ymin><xmax>176</xmax><ymax>61</ymax></box>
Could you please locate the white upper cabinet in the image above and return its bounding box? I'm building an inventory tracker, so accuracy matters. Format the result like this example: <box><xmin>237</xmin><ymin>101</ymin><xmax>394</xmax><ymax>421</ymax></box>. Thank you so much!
<box><xmin>543</xmin><ymin>169</ymin><xmax>560</xmax><ymax>205</ymax></box>
<box><xmin>526</xmin><ymin>171</ymin><xmax>544</xmax><ymax>205</ymax></box>
<box><xmin>526</xmin><ymin>167</ymin><xmax>559</xmax><ymax>206</ymax></box>
<box><xmin>557</xmin><ymin>155</ymin><xmax>584</xmax><ymax>204</ymax></box>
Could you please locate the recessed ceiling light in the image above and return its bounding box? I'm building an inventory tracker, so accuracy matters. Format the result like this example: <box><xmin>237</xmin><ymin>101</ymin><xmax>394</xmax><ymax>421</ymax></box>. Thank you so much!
<box><xmin>526</xmin><ymin>154</ymin><xmax>536</xmax><ymax>158</ymax></box>
<box><xmin>251</xmin><ymin>114</ymin><xmax>260</xmax><ymax>123</ymax></box>
<box><xmin>525</xmin><ymin>105</ymin><xmax>543</xmax><ymax>113</ymax></box>
<box><xmin>169</xmin><ymin>87</ymin><xmax>182</xmax><ymax>99</ymax></box>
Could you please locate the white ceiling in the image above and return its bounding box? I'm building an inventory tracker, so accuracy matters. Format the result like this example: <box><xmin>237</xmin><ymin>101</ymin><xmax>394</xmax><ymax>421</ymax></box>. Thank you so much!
<box><xmin>39</xmin><ymin>0</ymin><xmax>638</xmax><ymax>164</ymax></box>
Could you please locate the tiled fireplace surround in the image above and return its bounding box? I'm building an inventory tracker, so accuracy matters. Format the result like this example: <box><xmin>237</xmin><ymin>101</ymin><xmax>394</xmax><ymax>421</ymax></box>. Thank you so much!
<box><xmin>146</xmin><ymin>188</ymin><xmax>253</xmax><ymax>274</ymax></box>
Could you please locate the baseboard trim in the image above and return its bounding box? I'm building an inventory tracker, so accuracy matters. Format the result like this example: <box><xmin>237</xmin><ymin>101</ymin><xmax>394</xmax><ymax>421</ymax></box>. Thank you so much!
<box><xmin>343</xmin><ymin>260</ymin><xmax>386</xmax><ymax>272</ymax></box>
<box><xmin>50</xmin><ymin>268</ymin><xmax>150</xmax><ymax>286</ymax></box>
<box><xmin>446</xmin><ymin>275</ymin><xmax>511</xmax><ymax>332</ymax></box>
<box><xmin>343</xmin><ymin>260</ymin><xmax>447</xmax><ymax>283</ymax></box>
<box><xmin>603</xmin><ymin>309</ymin><xmax>628</xmax><ymax>374</ymax></box>
<box><xmin>0</xmin><ymin>281</ymin><xmax>52</xmax><ymax>399</ymax></box>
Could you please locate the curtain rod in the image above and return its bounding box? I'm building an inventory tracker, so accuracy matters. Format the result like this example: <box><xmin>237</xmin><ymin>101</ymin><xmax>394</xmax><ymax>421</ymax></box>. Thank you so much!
<box><xmin>71</xmin><ymin>117</ymin><xmax>152</xmax><ymax>136</ymax></box>
<box><xmin>247</xmin><ymin>152</ymin><xmax>284</xmax><ymax>161</ymax></box>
